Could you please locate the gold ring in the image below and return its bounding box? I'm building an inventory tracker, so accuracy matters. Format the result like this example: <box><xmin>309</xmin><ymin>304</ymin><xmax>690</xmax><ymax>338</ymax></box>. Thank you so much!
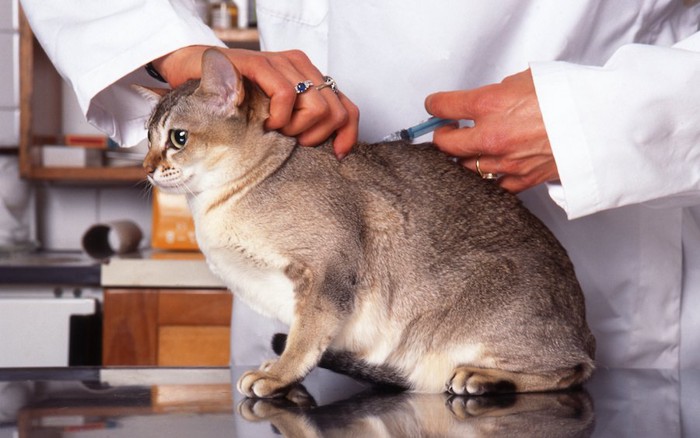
<box><xmin>475</xmin><ymin>155</ymin><xmax>497</xmax><ymax>180</ymax></box>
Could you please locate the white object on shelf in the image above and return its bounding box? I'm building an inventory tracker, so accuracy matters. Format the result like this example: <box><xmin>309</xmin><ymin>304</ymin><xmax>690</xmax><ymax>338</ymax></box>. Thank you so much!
<box><xmin>41</xmin><ymin>145</ymin><xmax>103</xmax><ymax>168</ymax></box>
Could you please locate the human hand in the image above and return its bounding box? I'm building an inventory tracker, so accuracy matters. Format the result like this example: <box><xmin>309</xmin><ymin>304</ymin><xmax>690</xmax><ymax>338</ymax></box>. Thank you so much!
<box><xmin>424</xmin><ymin>69</ymin><xmax>558</xmax><ymax>193</ymax></box>
<box><xmin>152</xmin><ymin>45</ymin><xmax>359</xmax><ymax>158</ymax></box>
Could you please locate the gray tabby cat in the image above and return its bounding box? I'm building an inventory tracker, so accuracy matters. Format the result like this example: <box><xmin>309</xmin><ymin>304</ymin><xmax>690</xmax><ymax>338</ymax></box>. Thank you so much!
<box><xmin>141</xmin><ymin>48</ymin><xmax>595</xmax><ymax>399</ymax></box>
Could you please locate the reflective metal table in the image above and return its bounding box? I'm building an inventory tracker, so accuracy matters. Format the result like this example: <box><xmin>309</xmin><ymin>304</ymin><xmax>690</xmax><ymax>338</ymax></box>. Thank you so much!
<box><xmin>1</xmin><ymin>367</ymin><xmax>698</xmax><ymax>437</ymax></box>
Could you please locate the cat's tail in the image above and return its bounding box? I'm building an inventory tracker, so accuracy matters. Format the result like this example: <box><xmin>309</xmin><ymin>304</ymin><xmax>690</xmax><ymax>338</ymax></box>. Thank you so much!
<box><xmin>271</xmin><ymin>333</ymin><xmax>409</xmax><ymax>391</ymax></box>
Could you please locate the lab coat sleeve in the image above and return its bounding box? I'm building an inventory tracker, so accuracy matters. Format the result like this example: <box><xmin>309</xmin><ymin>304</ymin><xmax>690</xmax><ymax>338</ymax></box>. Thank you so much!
<box><xmin>20</xmin><ymin>0</ymin><xmax>225</xmax><ymax>147</ymax></box>
<box><xmin>530</xmin><ymin>31</ymin><xmax>700</xmax><ymax>220</ymax></box>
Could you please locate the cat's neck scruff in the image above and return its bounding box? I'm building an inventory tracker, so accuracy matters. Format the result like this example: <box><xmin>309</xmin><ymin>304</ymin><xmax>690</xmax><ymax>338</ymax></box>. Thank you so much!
<box><xmin>141</xmin><ymin>48</ymin><xmax>595</xmax><ymax>400</ymax></box>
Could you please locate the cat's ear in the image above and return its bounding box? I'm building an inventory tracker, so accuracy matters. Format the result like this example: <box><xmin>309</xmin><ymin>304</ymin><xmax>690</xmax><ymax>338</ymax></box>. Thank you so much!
<box><xmin>197</xmin><ymin>48</ymin><xmax>245</xmax><ymax>114</ymax></box>
<box><xmin>132</xmin><ymin>85</ymin><xmax>169</xmax><ymax>104</ymax></box>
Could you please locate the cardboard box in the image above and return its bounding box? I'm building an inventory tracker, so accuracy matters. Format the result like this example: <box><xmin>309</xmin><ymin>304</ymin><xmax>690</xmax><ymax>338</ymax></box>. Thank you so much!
<box><xmin>151</xmin><ymin>189</ymin><xmax>198</xmax><ymax>250</ymax></box>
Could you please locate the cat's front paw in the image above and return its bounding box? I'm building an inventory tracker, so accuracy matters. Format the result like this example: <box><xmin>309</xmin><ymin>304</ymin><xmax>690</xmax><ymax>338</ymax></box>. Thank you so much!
<box><xmin>259</xmin><ymin>359</ymin><xmax>277</xmax><ymax>372</ymax></box>
<box><xmin>237</xmin><ymin>369</ymin><xmax>290</xmax><ymax>398</ymax></box>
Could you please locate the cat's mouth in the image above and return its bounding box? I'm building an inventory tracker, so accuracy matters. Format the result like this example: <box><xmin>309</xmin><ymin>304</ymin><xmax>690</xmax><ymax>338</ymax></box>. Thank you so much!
<box><xmin>147</xmin><ymin>173</ymin><xmax>194</xmax><ymax>195</ymax></box>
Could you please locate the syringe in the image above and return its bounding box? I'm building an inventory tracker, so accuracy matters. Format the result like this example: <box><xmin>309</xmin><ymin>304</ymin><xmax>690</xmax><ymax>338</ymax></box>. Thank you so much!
<box><xmin>382</xmin><ymin>116</ymin><xmax>455</xmax><ymax>142</ymax></box>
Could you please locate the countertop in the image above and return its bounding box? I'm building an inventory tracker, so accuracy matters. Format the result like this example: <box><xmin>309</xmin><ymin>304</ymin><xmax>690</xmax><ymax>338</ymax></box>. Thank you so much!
<box><xmin>0</xmin><ymin>250</ymin><xmax>223</xmax><ymax>288</ymax></box>
<box><xmin>1</xmin><ymin>366</ymin><xmax>699</xmax><ymax>437</ymax></box>
<box><xmin>100</xmin><ymin>251</ymin><xmax>224</xmax><ymax>288</ymax></box>
<box><xmin>0</xmin><ymin>251</ymin><xmax>100</xmax><ymax>285</ymax></box>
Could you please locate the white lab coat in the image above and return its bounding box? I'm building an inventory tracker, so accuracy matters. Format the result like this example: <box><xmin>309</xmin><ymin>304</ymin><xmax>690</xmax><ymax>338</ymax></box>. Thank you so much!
<box><xmin>257</xmin><ymin>0</ymin><xmax>700</xmax><ymax>371</ymax></box>
<box><xmin>21</xmin><ymin>0</ymin><xmax>700</xmax><ymax>369</ymax></box>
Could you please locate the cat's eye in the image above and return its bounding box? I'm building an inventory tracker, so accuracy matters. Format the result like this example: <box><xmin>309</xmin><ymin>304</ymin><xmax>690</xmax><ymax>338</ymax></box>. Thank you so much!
<box><xmin>169</xmin><ymin>129</ymin><xmax>188</xmax><ymax>150</ymax></box>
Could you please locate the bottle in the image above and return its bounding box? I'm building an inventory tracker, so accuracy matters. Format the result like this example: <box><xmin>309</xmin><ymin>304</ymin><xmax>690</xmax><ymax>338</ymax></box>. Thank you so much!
<box><xmin>193</xmin><ymin>0</ymin><xmax>209</xmax><ymax>24</ymax></box>
<box><xmin>210</xmin><ymin>0</ymin><xmax>238</xmax><ymax>30</ymax></box>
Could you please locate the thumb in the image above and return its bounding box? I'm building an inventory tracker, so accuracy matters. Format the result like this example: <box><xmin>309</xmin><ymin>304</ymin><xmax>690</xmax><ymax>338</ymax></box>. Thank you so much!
<box><xmin>425</xmin><ymin>89</ymin><xmax>477</xmax><ymax>120</ymax></box>
<box><xmin>424</xmin><ymin>92</ymin><xmax>448</xmax><ymax>118</ymax></box>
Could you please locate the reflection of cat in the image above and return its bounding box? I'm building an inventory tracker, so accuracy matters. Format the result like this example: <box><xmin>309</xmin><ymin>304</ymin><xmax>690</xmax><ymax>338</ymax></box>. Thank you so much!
<box><xmin>239</xmin><ymin>385</ymin><xmax>595</xmax><ymax>438</ymax></box>
<box><xmin>142</xmin><ymin>48</ymin><xmax>595</xmax><ymax>398</ymax></box>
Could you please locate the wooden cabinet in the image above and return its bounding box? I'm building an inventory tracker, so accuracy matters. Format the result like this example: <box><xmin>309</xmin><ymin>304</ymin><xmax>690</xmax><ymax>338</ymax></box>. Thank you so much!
<box><xmin>17</xmin><ymin>8</ymin><xmax>258</xmax><ymax>183</ymax></box>
<box><xmin>103</xmin><ymin>289</ymin><xmax>233</xmax><ymax>366</ymax></box>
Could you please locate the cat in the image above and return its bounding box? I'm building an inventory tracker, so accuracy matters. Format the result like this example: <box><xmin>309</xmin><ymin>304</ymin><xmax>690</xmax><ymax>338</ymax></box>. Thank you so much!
<box><xmin>141</xmin><ymin>48</ymin><xmax>595</xmax><ymax>399</ymax></box>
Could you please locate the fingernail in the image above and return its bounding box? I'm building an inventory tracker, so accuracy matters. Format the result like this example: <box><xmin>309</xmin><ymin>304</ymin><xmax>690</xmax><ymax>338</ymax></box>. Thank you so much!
<box><xmin>424</xmin><ymin>93</ymin><xmax>435</xmax><ymax>115</ymax></box>
<box><xmin>424</xmin><ymin>94</ymin><xmax>435</xmax><ymax>113</ymax></box>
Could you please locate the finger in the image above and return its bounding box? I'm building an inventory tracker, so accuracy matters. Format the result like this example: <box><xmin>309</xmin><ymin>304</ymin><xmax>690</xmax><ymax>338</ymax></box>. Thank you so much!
<box><xmin>425</xmin><ymin>90</ymin><xmax>472</xmax><ymax>120</ymax></box>
<box><xmin>425</xmin><ymin>85</ymin><xmax>499</xmax><ymax>120</ymax></box>
<box><xmin>265</xmin><ymin>85</ymin><xmax>298</xmax><ymax>130</ymax></box>
<box><xmin>497</xmin><ymin>158</ymin><xmax>560</xmax><ymax>193</ymax></box>
<box><xmin>329</xmin><ymin>94</ymin><xmax>360</xmax><ymax>158</ymax></box>
<box><xmin>260</xmin><ymin>51</ymin><xmax>341</xmax><ymax>141</ymax></box>
<box><xmin>498</xmin><ymin>175</ymin><xmax>537</xmax><ymax>194</ymax></box>
<box><xmin>263</xmin><ymin>54</ymin><xmax>319</xmax><ymax>131</ymax></box>
<box><xmin>463</xmin><ymin>151</ymin><xmax>553</xmax><ymax>179</ymax></box>
<box><xmin>286</xmin><ymin>55</ymin><xmax>355</xmax><ymax>147</ymax></box>
<box><xmin>231</xmin><ymin>53</ymin><xmax>299</xmax><ymax>130</ymax></box>
<box><xmin>295</xmin><ymin>91</ymin><xmax>357</xmax><ymax>150</ymax></box>
<box><xmin>282</xmin><ymin>89</ymin><xmax>332</xmax><ymax>138</ymax></box>
<box><xmin>460</xmin><ymin>155</ymin><xmax>498</xmax><ymax>178</ymax></box>
<box><xmin>432</xmin><ymin>124</ymin><xmax>481</xmax><ymax>158</ymax></box>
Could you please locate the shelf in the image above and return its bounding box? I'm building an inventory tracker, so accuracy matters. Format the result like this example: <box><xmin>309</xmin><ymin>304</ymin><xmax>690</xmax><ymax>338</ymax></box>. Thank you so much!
<box><xmin>24</xmin><ymin>165</ymin><xmax>146</xmax><ymax>183</ymax></box>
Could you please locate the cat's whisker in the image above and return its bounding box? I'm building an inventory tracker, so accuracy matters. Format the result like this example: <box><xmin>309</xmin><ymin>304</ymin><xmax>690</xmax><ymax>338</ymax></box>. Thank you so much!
<box><xmin>181</xmin><ymin>182</ymin><xmax>199</xmax><ymax>200</ymax></box>
<box><xmin>135</xmin><ymin>179</ymin><xmax>154</xmax><ymax>201</ymax></box>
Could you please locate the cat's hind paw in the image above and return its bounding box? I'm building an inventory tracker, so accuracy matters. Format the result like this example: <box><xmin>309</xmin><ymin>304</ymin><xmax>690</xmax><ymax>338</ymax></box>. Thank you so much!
<box><xmin>446</xmin><ymin>366</ymin><xmax>516</xmax><ymax>396</ymax></box>
<box><xmin>237</xmin><ymin>369</ymin><xmax>293</xmax><ymax>398</ymax></box>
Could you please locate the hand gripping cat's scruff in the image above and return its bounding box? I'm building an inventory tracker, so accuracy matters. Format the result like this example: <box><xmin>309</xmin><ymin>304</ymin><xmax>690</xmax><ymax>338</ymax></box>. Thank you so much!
<box><xmin>141</xmin><ymin>48</ymin><xmax>595</xmax><ymax>399</ymax></box>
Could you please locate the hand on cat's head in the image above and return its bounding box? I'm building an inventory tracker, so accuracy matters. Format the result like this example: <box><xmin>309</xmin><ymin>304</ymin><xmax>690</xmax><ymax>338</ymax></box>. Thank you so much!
<box><xmin>150</xmin><ymin>46</ymin><xmax>359</xmax><ymax>159</ymax></box>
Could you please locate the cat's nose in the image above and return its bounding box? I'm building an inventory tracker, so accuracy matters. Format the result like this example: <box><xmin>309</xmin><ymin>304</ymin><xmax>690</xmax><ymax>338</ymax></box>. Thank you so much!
<box><xmin>143</xmin><ymin>161</ymin><xmax>155</xmax><ymax>175</ymax></box>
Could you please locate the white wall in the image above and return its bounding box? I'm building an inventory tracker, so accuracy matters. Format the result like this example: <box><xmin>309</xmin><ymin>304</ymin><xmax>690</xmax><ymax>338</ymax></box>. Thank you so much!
<box><xmin>36</xmin><ymin>184</ymin><xmax>152</xmax><ymax>251</ymax></box>
<box><xmin>0</xmin><ymin>0</ymin><xmax>19</xmax><ymax>148</ymax></box>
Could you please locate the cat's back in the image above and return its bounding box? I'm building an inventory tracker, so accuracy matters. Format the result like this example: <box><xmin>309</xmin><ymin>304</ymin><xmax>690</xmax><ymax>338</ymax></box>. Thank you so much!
<box><xmin>338</xmin><ymin>141</ymin><xmax>556</xmax><ymax>250</ymax></box>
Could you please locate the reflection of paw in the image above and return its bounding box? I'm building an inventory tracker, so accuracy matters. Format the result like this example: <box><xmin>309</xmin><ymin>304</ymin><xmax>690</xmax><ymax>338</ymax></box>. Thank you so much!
<box><xmin>238</xmin><ymin>398</ymin><xmax>284</xmax><ymax>421</ymax></box>
<box><xmin>237</xmin><ymin>387</ymin><xmax>320</xmax><ymax>438</ymax></box>
<box><xmin>285</xmin><ymin>384</ymin><xmax>316</xmax><ymax>409</ymax></box>
<box><xmin>237</xmin><ymin>370</ymin><xmax>289</xmax><ymax>398</ymax></box>
<box><xmin>237</xmin><ymin>384</ymin><xmax>316</xmax><ymax>420</ymax></box>
<box><xmin>446</xmin><ymin>395</ymin><xmax>475</xmax><ymax>420</ymax></box>
<box><xmin>446</xmin><ymin>394</ymin><xmax>517</xmax><ymax>419</ymax></box>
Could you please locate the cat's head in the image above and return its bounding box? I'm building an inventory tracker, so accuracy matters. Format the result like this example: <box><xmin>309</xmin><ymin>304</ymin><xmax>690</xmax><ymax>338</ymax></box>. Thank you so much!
<box><xmin>139</xmin><ymin>48</ymin><xmax>282</xmax><ymax>195</ymax></box>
